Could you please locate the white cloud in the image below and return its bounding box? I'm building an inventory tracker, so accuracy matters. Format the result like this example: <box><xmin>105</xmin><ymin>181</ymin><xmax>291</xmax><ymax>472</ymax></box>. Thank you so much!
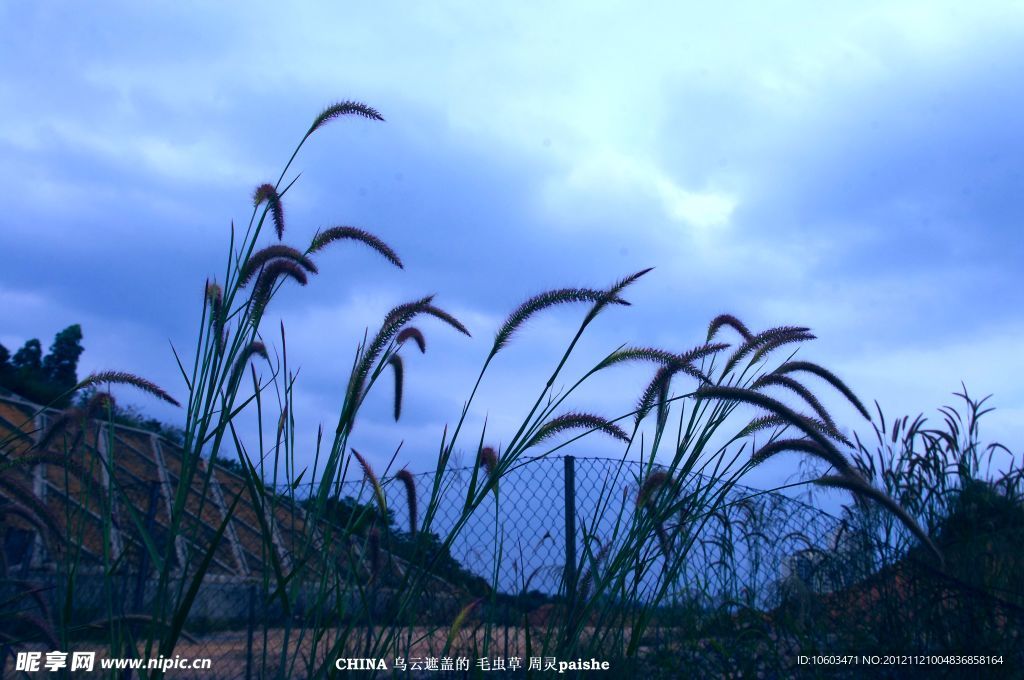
<box><xmin>543</xmin><ymin>150</ymin><xmax>737</xmax><ymax>231</ymax></box>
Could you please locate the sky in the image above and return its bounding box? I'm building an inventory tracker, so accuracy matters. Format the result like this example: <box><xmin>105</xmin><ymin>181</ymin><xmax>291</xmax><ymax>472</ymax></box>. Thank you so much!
<box><xmin>2</xmin><ymin>1</ymin><xmax>1023</xmax><ymax>495</ymax></box>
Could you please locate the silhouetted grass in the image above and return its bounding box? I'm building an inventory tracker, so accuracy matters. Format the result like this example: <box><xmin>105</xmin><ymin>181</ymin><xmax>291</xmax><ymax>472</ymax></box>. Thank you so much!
<box><xmin>1</xmin><ymin>102</ymin><xmax>1019</xmax><ymax>679</ymax></box>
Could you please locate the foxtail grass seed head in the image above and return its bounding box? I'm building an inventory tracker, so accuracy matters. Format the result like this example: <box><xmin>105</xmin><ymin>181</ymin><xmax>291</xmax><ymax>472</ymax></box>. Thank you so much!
<box><xmin>596</xmin><ymin>343</ymin><xmax>727</xmax><ymax>375</ymax></box>
<box><xmin>815</xmin><ymin>474</ymin><xmax>943</xmax><ymax>566</ymax></box>
<box><xmin>739</xmin><ymin>413</ymin><xmax>844</xmax><ymax>441</ymax></box>
<box><xmin>478</xmin><ymin>446</ymin><xmax>498</xmax><ymax>476</ymax></box>
<box><xmin>340</xmin><ymin>298</ymin><xmax>468</xmax><ymax>433</ymax></box>
<box><xmin>251</xmin><ymin>259</ymin><xmax>309</xmax><ymax>316</ymax></box>
<box><xmin>308</xmin><ymin>226</ymin><xmax>403</xmax><ymax>269</ymax></box>
<box><xmin>396</xmin><ymin>468</ymin><xmax>417</xmax><ymax>536</ymax></box>
<box><xmin>307</xmin><ymin>101</ymin><xmax>384</xmax><ymax>139</ymax></box>
<box><xmin>637</xmin><ymin>470</ymin><xmax>671</xmax><ymax>508</ymax></box>
<box><xmin>751</xmin><ymin>438</ymin><xmax>857</xmax><ymax>477</ymax></box>
<box><xmin>596</xmin><ymin>346</ymin><xmax>681</xmax><ymax>372</ymax></box>
<box><xmin>206</xmin><ymin>280</ymin><xmax>226</xmax><ymax>353</ymax></box>
<box><xmin>239</xmin><ymin>245</ymin><xmax>318</xmax><ymax>288</ymax></box>
<box><xmin>492</xmin><ymin>287</ymin><xmax>625</xmax><ymax>356</ymax></box>
<box><xmin>773</xmin><ymin>360</ymin><xmax>872</xmax><ymax>421</ymax></box>
<box><xmin>696</xmin><ymin>384</ymin><xmax>857</xmax><ymax>475</ymax></box>
<box><xmin>388</xmin><ymin>354</ymin><xmax>404</xmax><ymax>421</ymax></box>
<box><xmin>229</xmin><ymin>341</ymin><xmax>270</xmax><ymax>390</ymax></box>
<box><xmin>425</xmin><ymin>304</ymin><xmax>470</xmax><ymax>337</ymax></box>
<box><xmin>525</xmin><ymin>412</ymin><xmax>629</xmax><ymax>450</ymax></box>
<box><xmin>707</xmin><ymin>314</ymin><xmax>753</xmax><ymax>342</ymax></box>
<box><xmin>205</xmin><ymin>280</ymin><xmax>223</xmax><ymax>309</ymax></box>
<box><xmin>724</xmin><ymin>326</ymin><xmax>814</xmax><ymax>375</ymax></box>
<box><xmin>749</xmin><ymin>328</ymin><xmax>816</xmax><ymax>364</ymax></box>
<box><xmin>253</xmin><ymin>183</ymin><xmax>285</xmax><ymax>239</ymax></box>
<box><xmin>396</xmin><ymin>327</ymin><xmax>426</xmax><ymax>353</ymax></box>
<box><xmin>370</xmin><ymin>298</ymin><xmax>469</xmax><ymax>366</ymax></box>
<box><xmin>446</xmin><ymin>598</ymin><xmax>481</xmax><ymax>648</ymax></box>
<box><xmin>577</xmin><ymin>543</ymin><xmax>611</xmax><ymax>602</ymax></box>
<box><xmin>351</xmin><ymin>449</ymin><xmax>387</xmax><ymax>515</ymax></box>
<box><xmin>585</xmin><ymin>267</ymin><xmax>653</xmax><ymax>324</ymax></box>
<box><xmin>635</xmin><ymin>359</ymin><xmax>713</xmax><ymax>425</ymax></box>
<box><xmin>77</xmin><ymin>371</ymin><xmax>180</xmax><ymax>407</ymax></box>
<box><xmin>753</xmin><ymin>373</ymin><xmax>837</xmax><ymax>430</ymax></box>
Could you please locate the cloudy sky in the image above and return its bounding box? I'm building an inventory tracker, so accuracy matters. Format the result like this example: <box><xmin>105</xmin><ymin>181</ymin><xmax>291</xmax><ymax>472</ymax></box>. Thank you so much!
<box><xmin>2</xmin><ymin>1</ymin><xmax>1022</xmax><ymax>491</ymax></box>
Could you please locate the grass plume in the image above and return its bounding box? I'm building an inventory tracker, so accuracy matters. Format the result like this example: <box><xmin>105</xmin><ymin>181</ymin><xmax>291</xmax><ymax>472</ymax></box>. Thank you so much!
<box><xmin>396</xmin><ymin>327</ymin><xmax>426</xmax><ymax>353</ymax></box>
<box><xmin>707</xmin><ymin>313</ymin><xmax>753</xmax><ymax>342</ymax></box>
<box><xmin>229</xmin><ymin>341</ymin><xmax>269</xmax><ymax>391</ymax></box>
<box><xmin>239</xmin><ymin>245</ymin><xmax>318</xmax><ymax>288</ymax></box>
<box><xmin>251</xmin><ymin>259</ymin><xmax>309</xmax><ymax>316</ymax></box>
<box><xmin>478</xmin><ymin>446</ymin><xmax>499</xmax><ymax>477</ymax></box>
<box><xmin>815</xmin><ymin>474</ymin><xmax>942</xmax><ymax>565</ymax></box>
<box><xmin>351</xmin><ymin>448</ymin><xmax>387</xmax><ymax>516</ymax></box>
<box><xmin>306</xmin><ymin>100</ymin><xmax>384</xmax><ymax>139</ymax></box>
<box><xmin>751</xmin><ymin>438</ymin><xmax>857</xmax><ymax>477</ymax></box>
<box><xmin>774</xmin><ymin>360</ymin><xmax>872</xmax><ymax>421</ymax></box>
<box><xmin>491</xmin><ymin>288</ymin><xmax>625</xmax><ymax>357</ymax></box>
<box><xmin>253</xmin><ymin>183</ymin><xmax>285</xmax><ymax>239</ymax></box>
<box><xmin>308</xmin><ymin>226</ymin><xmax>403</xmax><ymax>269</ymax></box>
<box><xmin>395</xmin><ymin>468</ymin><xmax>417</xmax><ymax>536</ymax></box>
<box><xmin>525</xmin><ymin>412</ymin><xmax>629</xmax><ymax>450</ymax></box>
<box><xmin>724</xmin><ymin>326</ymin><xmax>814</xmax><ymax>374</ymax></box>
<box><xmin>76</xmin><ymin>371</ymin><xmax>180</xmax><ymax>407</ymax></box>
<box><xmin>388</xmin><ymin>354</ymin><xmax>404</xmax><ymax>421</ymax></box>
<box><xmin>753</xmin><ymin>373</ymin><xmax>837</xmax><ymax>430</ymax></box>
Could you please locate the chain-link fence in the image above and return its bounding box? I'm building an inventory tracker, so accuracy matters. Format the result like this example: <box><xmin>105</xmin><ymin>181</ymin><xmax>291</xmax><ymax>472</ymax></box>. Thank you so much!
<box><xmin>5</xmin><ymin>453</ymin><xmax>1022</xmax><ymax>677</ymax></box>
<box><xmin>1</xmin><ymin>455</ymin><xmax>852</xmax><ymax>670</ymax></box>
<box><xmin>323</xmin><ymin>455</ymin><xmax>856</xmax><ymax>607</ymax></box>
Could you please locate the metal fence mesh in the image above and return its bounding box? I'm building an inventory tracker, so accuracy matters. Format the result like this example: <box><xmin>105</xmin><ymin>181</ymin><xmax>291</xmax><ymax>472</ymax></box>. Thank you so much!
<box><xmin>319</xmin><ymin>455</ymin><xmax>856</xmax><ymax>607</ymax></box>
<box><xmin>6</xmin><ymin>453</ymin><xmax>1006</xmax><ymax>677</ymax></box>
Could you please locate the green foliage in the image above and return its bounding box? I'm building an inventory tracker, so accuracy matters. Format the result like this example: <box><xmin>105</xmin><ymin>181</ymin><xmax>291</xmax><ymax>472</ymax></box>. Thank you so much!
<box><xmin>0</xmin><ymin>325</ymin><xmax>83</xmax><ymax>407</ymax></box>
<box><xmin>42</xmin><ymin>324</ymin><xmax>84</xmax><ymax>390</ymax></box>
<box><xmin>11</xmin><ymin>338</ymin><xmax>42</xmax><ymax>372</ymax></box>
<box><xmin>938</xmin><ymin>477</ymin><xmax>1024</xmax><ymax>545</ymax></box>
<box><xmin>311</xmin><ymin>494</ymin><xmax>490</xmax><ymax>594</ymax></box>
<box><xmin>108</xmin><ymin>402</ymin><xmax>186</xmax><ymax>443</ymax></box>
<box><xmin>809</xmin><ymin>392</ymin><xmax>1024</xmax><ymax>662</ymax></box>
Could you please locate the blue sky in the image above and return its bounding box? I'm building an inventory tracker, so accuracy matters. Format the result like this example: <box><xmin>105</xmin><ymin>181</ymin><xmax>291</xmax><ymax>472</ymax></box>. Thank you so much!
<box><xmin>2</xmin><ymin>2</ymin><xmax>1023</xmax><ymax>489</ymax></box>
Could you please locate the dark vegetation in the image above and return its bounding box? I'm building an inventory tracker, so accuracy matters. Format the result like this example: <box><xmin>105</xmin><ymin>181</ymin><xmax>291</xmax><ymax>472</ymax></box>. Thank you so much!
<box><xmin>315</xmin><ymin>495</ymin><xmax>491</xmax><ymax>596</ymax></box>
<box><xmin>0</xmin><ymin>325</ymin><xmax>83</xmax><ymax>407</ymax></box>
<box><xmin>1</xmin><ymin>326</ymin><xmax>185</xmax><ymax>443</ymax></box>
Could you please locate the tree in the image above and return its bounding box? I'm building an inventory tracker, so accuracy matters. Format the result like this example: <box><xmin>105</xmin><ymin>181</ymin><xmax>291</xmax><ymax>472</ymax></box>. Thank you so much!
<box><xmin>0</xmin><ymin>343</ymin><xmax>11</xmax><ymax>381</ymax></box>
<box><xmin>12</xmin><ymin>338</ymin><xmax>43</xmax><ymax>374</ymax></box>
<box><xmin>0</xmin><ymin>326</ymin><xmax>84</xmax><ymax>406</ymax></box>
<box><xmin>42</xmin><ymin>324</ymin><xmax>83</xmax><ymax>392</ymax></box>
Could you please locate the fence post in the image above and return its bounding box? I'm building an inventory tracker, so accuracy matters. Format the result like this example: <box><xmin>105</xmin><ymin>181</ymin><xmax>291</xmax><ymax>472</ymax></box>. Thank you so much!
<box><xmin>563</xmin><ymin>456</ymin><xmax>577</xmax><ymax>611</ymax></box>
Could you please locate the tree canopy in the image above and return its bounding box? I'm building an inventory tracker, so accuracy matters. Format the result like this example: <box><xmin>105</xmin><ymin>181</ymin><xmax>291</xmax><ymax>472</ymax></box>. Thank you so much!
<box><xmin>0</xmin><ymin>324</ymin><xmax>84</xmax><ymax>407</ymax></box>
